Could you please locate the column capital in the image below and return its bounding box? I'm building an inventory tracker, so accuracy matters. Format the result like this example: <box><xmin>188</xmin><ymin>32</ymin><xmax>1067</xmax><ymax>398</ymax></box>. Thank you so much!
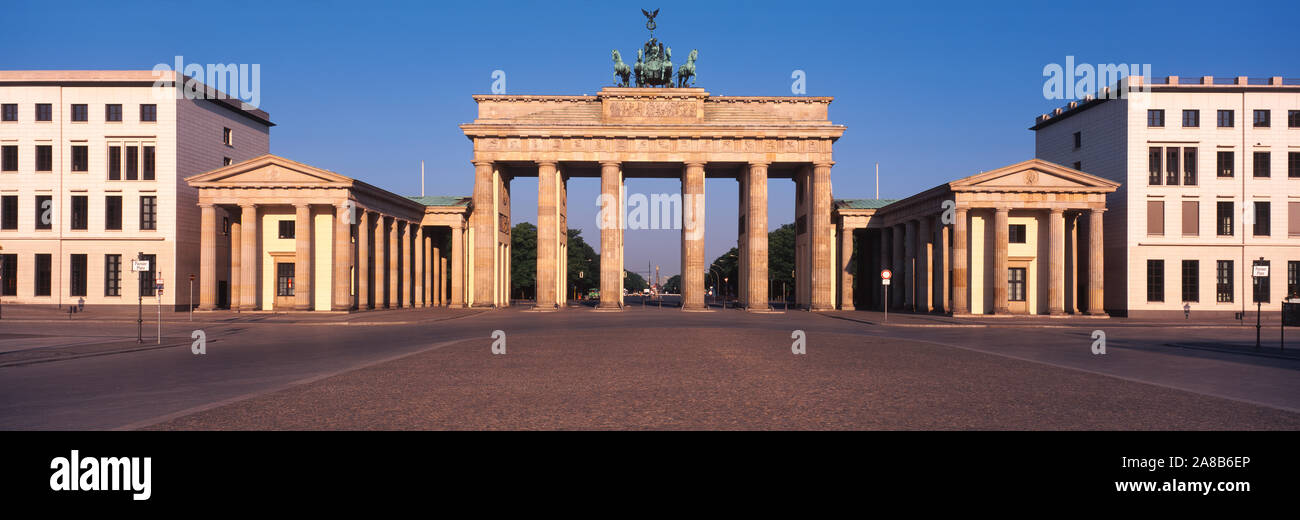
<box><xmin>599</xmin><ymin>160</ymin><xmax>622</xmax><ymax>169</ymax></box>
<box><xmin>748</xmin><ymin>160</ymin><xmax>771</xmax><ymax>168</ymax></box>
<box><xmin>1050</xmin><ymin>207</ymin><xmax>1065</xmax><ymax>215</ymax></box>
<box><xmin>198</xmin><ymin>202</ymin><xmax>215</xmax><ymax>209</ymax></box>
<box><xmin>1089</xmin><ymin>207</ymin><xmax>1107</xmax><ymax>214</ymax></box>
<box><xmin>683</xmin><ymin>161</ymin><xmax>706</xmax><ymax>169</ymax></box>
<box><xmin>472</xmin><ymin>159</ymin><xmax>494</xmax><ymax>167</ymax></box>
<box><xmin>535</xmin><ymin>160</ymin><xmax>558</xmax><ymax>168</ymax></box>
<box><xmin>994</xmin><ymin>205</ymin><xmax>1010</xmax><ymax>214</ymax></box>
<box><xmin>813</xmin><ymin>161</ymin><xmax>835</xmax><ymax>169</ymax></box>
<box><xmin>238</xmin><ymin>202</ymin><xmax>258</xmax><ymax>209</ymax></box>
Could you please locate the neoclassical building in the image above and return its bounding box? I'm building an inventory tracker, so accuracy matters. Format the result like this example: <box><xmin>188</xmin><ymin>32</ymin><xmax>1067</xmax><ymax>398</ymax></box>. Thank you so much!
<box><xmin>835</xmin><ymin>159</ymin><xmax>1119</xmax><ymax>315</ymax></box>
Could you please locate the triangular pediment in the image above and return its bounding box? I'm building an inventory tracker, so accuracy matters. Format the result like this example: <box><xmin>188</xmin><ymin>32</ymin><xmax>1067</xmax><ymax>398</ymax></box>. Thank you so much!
<box><xmin>949</xmin><ymin>159</ymin><xmax>1119</xmax><ymax>191</ymax></box>
<box><xmin>185</xmin><ymin>154</ymin><xmax>354</xmax><ymax>186</ymax></box>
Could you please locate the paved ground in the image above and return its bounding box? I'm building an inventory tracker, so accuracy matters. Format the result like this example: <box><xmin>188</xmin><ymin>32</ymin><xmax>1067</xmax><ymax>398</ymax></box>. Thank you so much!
<box><xmin>1</xmin><ymin>303</ymin><xmax>1298</xmax><ymax>430</ymax></box>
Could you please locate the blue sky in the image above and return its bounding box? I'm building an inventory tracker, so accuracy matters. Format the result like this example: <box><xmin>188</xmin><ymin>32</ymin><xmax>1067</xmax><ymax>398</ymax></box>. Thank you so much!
<box><xmin>5</xmin><ymin>0</ymin><xmax>1297</xmax><ymax>278</ymax></box>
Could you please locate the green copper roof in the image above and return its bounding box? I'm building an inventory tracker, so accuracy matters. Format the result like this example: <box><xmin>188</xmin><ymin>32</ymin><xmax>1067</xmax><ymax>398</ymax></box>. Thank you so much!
<box><xmin>835</xmin><ymin>198</ymin><xmax>899</xmax><ymax>210</ymax></box>
<box><xmin>407</xmin><ymin>196</ymin><xmax>471</xmax><ymax>207</ymax></box>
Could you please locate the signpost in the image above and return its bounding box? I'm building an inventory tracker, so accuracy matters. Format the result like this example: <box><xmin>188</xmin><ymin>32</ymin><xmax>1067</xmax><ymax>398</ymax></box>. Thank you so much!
<box><xmin>881</xmin><ymin>269</ymin><xmax>893</xmax><ymax>322</ymax></box>
<box><xmin>157</xmin><ymin>271</ymin><xmax>164</xmax><ymax>345</ymax></box>
<box><xmin>132</xmin><ymin>254</ymin><xmax>148</xmax><ymax>344</ymax></box>
<box><xmin>1252</xmin><ymin>258</ymin><xmax>1267</xmax><ymax>351</ymax></box>
<box><xmin>189</xmin><ymin>273</ymin><xmax>195</xmax><ymax>321</ymax></box>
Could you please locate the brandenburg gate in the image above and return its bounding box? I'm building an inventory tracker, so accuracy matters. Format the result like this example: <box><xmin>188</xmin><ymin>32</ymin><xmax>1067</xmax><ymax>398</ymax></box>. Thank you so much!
<box><xmin>461</xmin><ymin>87</ymin><xmax>845</xmax><ymax>311</ymax></box>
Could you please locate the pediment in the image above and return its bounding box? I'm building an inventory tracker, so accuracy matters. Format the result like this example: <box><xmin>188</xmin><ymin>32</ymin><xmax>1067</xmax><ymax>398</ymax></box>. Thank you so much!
<box><xmin>185</xmin><ymin>155</ymin><xmax>354</xmax><ymax>186</ymax></box>
<box><xmin>949</xmin><ymin>159</ymin><xmax>1119</xmax><ymax>191</ymax></box>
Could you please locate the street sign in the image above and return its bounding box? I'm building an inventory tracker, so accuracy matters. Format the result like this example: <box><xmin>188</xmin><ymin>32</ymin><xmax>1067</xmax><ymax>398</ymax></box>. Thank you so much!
<box><xmin>131</xmin><ymin>260</ymin><xmax>150</xmax><ymax>272</ymax></box>
<box><xmin>881</xmin><ymin>269</ymin><xmax>893</xmax><ymax>280</ymax></box>
<box><xmin>882</xmin><ymin>279</ymin><xmax>891</xmax><ymax>286</ymax></box>
<box><xmin>189</xmin><ymin>274</ymin><xmax>195</xmax><ymax>282</ymax></box>
<box><xmin>1253</xmin><ymin>265</ymin><xmax>1269</xmax><ymax>277</ymax></box>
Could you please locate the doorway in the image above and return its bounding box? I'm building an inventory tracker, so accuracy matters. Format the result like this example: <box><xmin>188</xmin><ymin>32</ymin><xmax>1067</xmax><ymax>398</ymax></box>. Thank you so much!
<box><xmin>275</xmin><ymin>262</ymin><xmax>295</xmax><ymax>310</ymax></box>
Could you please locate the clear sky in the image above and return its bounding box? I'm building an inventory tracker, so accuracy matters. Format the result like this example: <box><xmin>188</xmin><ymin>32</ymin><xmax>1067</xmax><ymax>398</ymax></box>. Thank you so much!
<box><xmin>5</xmin><ymin>0</ymin><xmax>1297</xmax><ymax>279</ymax></box>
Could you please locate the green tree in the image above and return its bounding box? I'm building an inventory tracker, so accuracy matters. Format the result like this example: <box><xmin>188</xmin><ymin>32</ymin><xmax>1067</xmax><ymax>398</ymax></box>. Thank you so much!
<box><xmin>663</xmin><ymin>274</ymin><xmax>681</xmax><ymax>294</ymax></box>
<box><xmin>567</xmin><ymin>228</ymin><xmax>600</xmax><ymax>298</ymax></box>
<box><xmin>709</xmin><ymin>248</ymin><xmax>739</xmax><ymax>298</ymax></box>
<box><xmin>768</xmin><ymin>223</ymin><xmax>796</xmax><ymax>301</ymax></box>
<box><xmin>624</xmin><ymin>269</ymin><xmax>648</xmax><ymax>293</ymax></box>
<box><xmin>510</xmin><ymin>222</ymin><xmax>537</xmax><ymax>299</ymax></box>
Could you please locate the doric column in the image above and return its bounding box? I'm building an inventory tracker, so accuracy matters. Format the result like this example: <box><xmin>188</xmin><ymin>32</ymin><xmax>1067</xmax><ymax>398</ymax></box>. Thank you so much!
<box><xmin>809</xmin><ymin>162</ymin><xmax>834</xmax><ymax>311</ymax></box>
<box><xmin>230</xmin><ymin>210</ymin><xmax>242</xmax><ymax>310</ymax></box>
<box><xmin>388</xmin><ymin>217</ymin><xmax>399</xmax><ymax>308</ymax></box>
<box><xmin>993</xmin><ymin>206</ymin><xmax>1010</xmax><ymax>314</ymax></box>
<box><xmin>1049</xmin><ymin>208</ymin><xmax>1066</xmax><ymax>316</ymax></box>
<box><xmin>414</xmin><ymin>224</ymin><xmax>424</xmax><ymax>308</ymax></box>
<box><xmin>199</xmin><ymin>203</ymin><xmax>217</xmax><ymax>310</ymax></box>
<box><xmin>375</xmin><ymin>214</ymin><xmax>387</xmax><ymax>308</ymax></box>
<box><xmin>935</xmin><ymin>221</ymin><xmax>948</xmax><ymax>314</ymax></box>
<box><xmin>951</xmin><ymin>207</ymin><xmax>969</xmax><ymax>315</ymax></box>
<box><xmin>746</xmin><ymin>161</ymin><xmax>769</xmax><ymax>311</ymax></box>
<box><xmin>840</xmin><ymin>224</ymin><xmax>855</xmax><ymax>311</ymax></box>
<box><xmin>903</xmin><ymin>219</ymin><xmax>916</xmax><ymax>311</ymax></box>
<box><xmin>598</xmin><ymin>161</ymin><xmax>623</xmax><ymax>309</ymax></box>
<box><xmin>1087</xmin><ymin>209</ymin><xmax>1106</xmax><ymax>315</ymax></box>
<box><xmin>891</xmin><ymin>223</ymin><xmax>904</xmax><ymax>308</ymax></box>
<box><xmin>450</xmin><ymin>221</ymin><xmax>465</xmax><ymax>308</ymax></box>
<box><xmin>536</xmin><ymin>160</ymin><xmax>560</xmax><ymax>310</ymax></box>
<box><xmin>916</xmin><ymin>217</ymin><xmax>931</xmax><ymax>312</ymax></box>
<box><xmin>238</xmin><ymin>203</ymin><xmax>258</xmax><ymax>311</ymax></box>
<box><xmin>432</xmin><ymin>241</ymin><xmax>442</xmax><ymax>306</ymax></box>
<box><xmin>681</xmin><ymin>161</ymin><xmax>707</xmax><ymax>310</ymax></box>
<box><xmin>357</xmin><ymin>209</ymin><xmax>371</xmax><ymax>309</ymax></box>
<box><xmin>471</xmin><ymin>160</ymin><xmax>495</xmax><ymax>307</ymax></box>
<box><xmin>333</xmin><ymin>203</ymin><xmax>353</xmax><ymax>311</ymax></box>
<box><xmin>293</xmin><ymin>203</ymin><xmax>313</xmax><ymax>311</ymax></box>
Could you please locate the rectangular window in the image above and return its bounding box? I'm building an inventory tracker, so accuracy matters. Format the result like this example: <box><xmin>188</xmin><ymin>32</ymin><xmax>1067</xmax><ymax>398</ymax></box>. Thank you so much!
<box><xmin>1148</xmin><ymin>147</ymin><xmax>1163</xmax><ymax>185</ymax></box>
<box><xmin>1182</xmin><ymin>201</ymin><xmax>1199</xmax><ymax>236</ymax></box>
<box><xmin>71</xmin><ymin>104</ymin><xmax>88</xmax><ymax>122</ymax></box>
<box><xmin>105</xmin><ymin>104</ymin><xmax>122</xmax><ymax>122</ymax></box>
<box><xmin>1073</xmin><ymin>131</ymin><xmax>1081</xmax><ymax>149</ymax></box>
<box><xmin>1182</xmin><ymin>109</ymin><xmax>1199</xmax><ymax>127</ymax></box>
<box><xmin>1253</xmin><ymin>109</ymin><xmax>1270</xmax><ymax>127</ymax></box>
<box><xmin>71</xmin><ymin>145</ymin><xmax>88</xmax><ymax>172</ymax></box>
<box><xmin>0</xmin><ymin>254</ymin><xmax>15</xmax><ymax>296</ymax></box>
<box><xmin>139</xmin><ymin>196</ymin><xmax>157</xmax><ymax>231</ymax></box>
<box><xmin>1216</xmin><ymin>201</ymin><xmax>1234</xmax><ymax>236</ymax></box>
<box><xmin>1166</xmin><ymin>147</ymin><xmax>1180</xmax><ymax>185</ymax></box>
<box><xmin>35</xmin><ymin>145</ymin><xmax>52</xmax><ymax>171</ymax></box>
<box><xmin>1</xmin><ymin>145</ymin><xmax>16</xmax><ymax>171</ymax></box>
<box><xmin>1216</xmin><ymin>260</ymin><xmax>1233</xmax><ymax>303</ymax></box>
<box><xmin>104</xmin><ymin>254</ymin><xmax>121</xmax><ymax>296</ymax></box>
<box><xmin>1148</xmin><ymin>109</ymin><xmax>1165</xmax><ymax>127</ymax></box>
<box><xmin>1147</xmin><ymin>260</ymin><xmax>1164</xmax><ymax>302</ymax></box>
<box><xmin>1289</xmin><ymin>152</ymin><xmax>1300</xmax><ymax>178</ymax></box>
<box><xmin>277</xmin><ymin>263</ymin><xmax>296</xmax><ymax>296</ymax></box>
<box><xmin>1253</xmin><ymin>151</ymin><xmax>1270</xmax><ymax>177</ymax></box>
<box><xmin>1289</xmin><ymin>110</ymin><xmax>1300</xmax><ymax>128</ymax></box>
<box><xmin>70</xmin><ymin>254</ymin><xmax>87</xmax><ymax>297</ymax></box>
<box><xmin>1290</xmin><ymin>261</ymin><xmax>1300</xmax><ymax>300</ymax></box>
<box><xmin>0</xmin><ymin>195</ymin><xmax>16</xmax><ymax>229</ymax></box>
<box><xmin>139</xmin><ymin>254</ymin><xmax>157</xmax><ymax>297</ymax></box>
<box><xmin>105</xmin><ymin>195</ymin><xmax>122</xmax><ymax>230</ymax></box>
<box><xmin>222</xmin><ymin>127</ymin><xmax>233</xmax><ymax>146</ymax></box>
<box><xmin>35</xmin><ymin>254</ymin><xmax>51</xmax><ymax>296</ymax></box>
<box><xmin>107</xmin><ymin>145</ymin><xmax>121</xmax><ymax>180</ymax></box>
<box><xmin>125</xmin><ymin>145</ymin><xmax>138</xmax><ymax>180</ymax></box>
<box><xmin>1217</xmin><ymin>151</ymin><xmax>1234</xmax><ymax>177</ymax></box>
<box><xmin>140</xmin><ymin>104</ymin><xmax>157</xmax><ymax>122</ymax></box>
<box><xmin>71</xmin><ymin>195</ymin><xmax>88</xmax><ymax>230</ymax></box>
<box><xmin>142</xmin><ymin>146</ymin><xmax>155</xmax><ymax>180</ymax></box>
<box><xmin>1147</xmin><ymin>200</ymin><xmax>1164</xmax><ymax>236</ymax></box>
<box><xmin>35</xmin><ymin>195</ymin><xmax>51</xmax><ymax>230</ymax></box>
<box><xmin>222</xmin><ymin>157</ymin><xmax>233</xmax><ymax>166</ymax></box>
<box><xmin>1183</xmin><ymin>147</ymin><xmax>1197</xmax><ymax>185</ymax></box>
<box><xmin>1</xmin><ymin>104</ymin><xmax>16</xmax><ymax>121</ymax></box>
<box><xmin>1253</xmin><ymin>201</ymin><xmax>1270</xmax><ymax>236</ymax></box>
<box><xmin>1008</xmin><ymin>224</ymin><xmax>1026</xmax><ymax>244</ymax></box>
<box><xmin>1008</xmin><ymin>268</ymin><xmax>1027</xmax><ymax>302</ymax></box>
<box><xmin>1217</xmin><ymin>109</ymin><xmax>1233</xmax><ymax>128</ymax></box>
<box><xmin>1253</xmin><ymin>259</ymin><xmax>1270</xmax><ymax>303</ymax></box>
<box><xmin>279</xmin><ymin>220</ymin><xmax>296</xmax><ymax>239</ymax></box>
<box><xmin>35</xmin><ymin>104</ymin><xmax>52</xmax><ymax>122</ymax></box>
<box><xmin>1182</xmin><ymin>260</ymin><xmax>1199</xmax><ymax>303</ymax></box>
<box><xmin>1291</xmin><ymin>201</ymin><xmax>1300</xmax><ymax>237</ymax></box>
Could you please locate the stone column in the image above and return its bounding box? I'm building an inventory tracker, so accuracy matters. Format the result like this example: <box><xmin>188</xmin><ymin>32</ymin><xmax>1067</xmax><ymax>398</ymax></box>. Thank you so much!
<box><xmin>536</xmin><ymin>161</ymin><xmax>559</xmax><ymax>310</ymax></box>
<box><xmin>357</xmin><ymin>210</ymin><xmax>370</xmax><ymax>310</ymax></box>
<box><xmin>414</xmin><ymin>224</ymin><xmax>424</xmax><ymax>308</ymax></box>
<box><xmin>199</xmin><ymin>203</ymin><xmax>217</xmax><ymax>310</ymax></box>
<box><xmin>809</xmin><ymin>162</ymin><xmax>834</xmax><ymax>311</ymax></box>
<box><xmin>916</xmin><ymin>217</ymin><xmax>931</xmax><ymax>313</ymax></box>
<box><xmin>903</xmin><ymin>220</ymin><xmax>916</xmax><ymax>311</ymax></box>
<box><xmin>333</xmin><ymin>202</ymin><xmax>353</xmax><ymax>311</ymax></box>
<box><xmin>1087</xmin><ymin>209</ymin><xmax>1106</xmax><ymax>315</ymax></box>
<box><xmin>432</xmin><ymin>241</ymin><xmax>442</xmax><ymax>306</ymax></box>
<box><xmin>238</xmin><ymin>203</ymin><xmax>258</xmax><ymax>311</ymax></box>
<box><xmin>375</xmin><ymin>215</ymin><xmax>387</xmax><ymax>308</ymax></box>
<box><xmin>681</xmin><ymin>161</ymin><xmax>707</xmax><ymax>311</ymax></box>
<box><xmin>936</xmin><ymin>221</ymin><xmax>949</xmax><ymax>313</ymax></box>
<box><xmin>401</xmin><ymin>221</ymin><xmax>412</xmax><ymax>307</ymax></box>
<box><xmin>891</xmin><ymin>223</ymin><xmax>904</xmax><ymax>308</ymax></box>
<box><xmin>438</xmin><ymin>255</ymin><xmax>447</xmax><ymax>307</ymax></box>
<box><xmin>230</xmin><ymin>210</ymin><xmax>242</xmax><ymax>310</ymax></box>
<box><xmin>840</xmin><ymin>224</ymin><xmax>855</xmax><ymax>311</ymax></box>
<box><xmin>746</xmin><ymin>161</ymin><xmax>769</xmax><ymax>311</ymax></box>
<box><xmin>1049</xmin><ymin>208</ymin><xmax>1066</xmax><ymax>316</ymax></box>
<box><xmin>293</xmin><ymin>204</ymin><xmax>313</xmax><ymax>311</ymax></box>
<box><xmin>598</xmin><ymin>161</ymin><xmax>623</xmax><ymax>309</ymax></box>
<box><xmin>952</xmin><ymin>207</ymin><xmax>969</xmax><ymax>315</ymax></box>
<box><xmin>993</xmin><ymin>206</ymin><xmax>1010</xmax><ymax>314</ymax></box>
<box><xmin>450</xmin><ymin>221</ymin><xmax>465</xmax><ymax>308</ymax></box>
<box><xmin>388</xmin><ymin>217</ymin><xmax>399</xmax><ymax>308</ymax></box>
<box><xmin>471</xmin><ymin>161</ymin><xmax>495</xmax><ymax>307</ymax></box>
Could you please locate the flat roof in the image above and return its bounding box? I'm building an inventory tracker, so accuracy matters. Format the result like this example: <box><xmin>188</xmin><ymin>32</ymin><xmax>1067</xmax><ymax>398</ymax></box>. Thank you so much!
<box><xmin>0</xmin><ymin>70</ymin><xmax>274</xmax><ymax>126</ymax></box>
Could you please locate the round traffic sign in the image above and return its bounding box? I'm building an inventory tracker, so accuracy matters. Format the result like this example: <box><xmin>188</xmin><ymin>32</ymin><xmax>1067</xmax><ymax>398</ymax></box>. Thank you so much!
<box><xmin>881</xmin><ymin>269</ymin><xmax>892</xmax><ymax>280</ymax></box>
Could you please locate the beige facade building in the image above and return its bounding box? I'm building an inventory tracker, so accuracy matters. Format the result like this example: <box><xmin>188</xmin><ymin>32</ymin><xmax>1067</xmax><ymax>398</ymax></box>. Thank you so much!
<box><xmin>836</xmin><ymin>160</ymin><xmax>1117</xmax><ymax>316</ymax></box>
<box><xmin>0</xmin><ymin>71</ymin><xmax>271</xmax><ymax>309</ymax></box>
<box><xmin>1034</xmin><ymin>76</ymin><xmax>1300</xmax><ymax>317</ymax></box>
